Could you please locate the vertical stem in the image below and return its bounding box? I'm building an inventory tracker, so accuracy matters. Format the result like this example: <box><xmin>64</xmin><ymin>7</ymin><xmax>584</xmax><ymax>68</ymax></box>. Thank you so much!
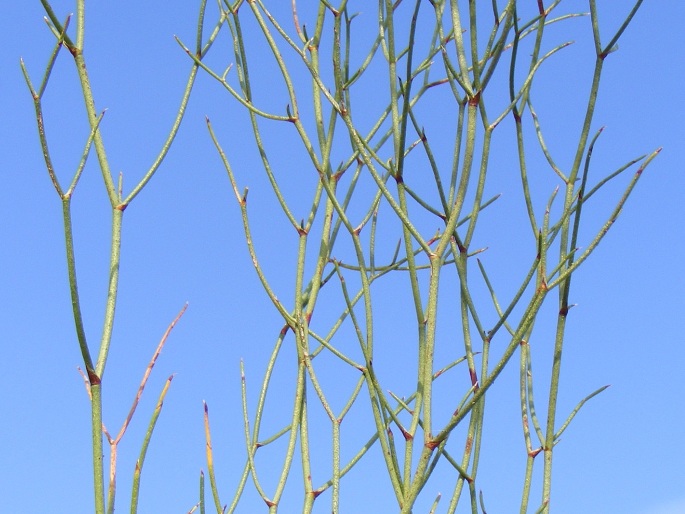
<box><xmin>541</xmin><ymin>48</ymin><xmax>605</xmax><ymax>512</ymax></box>
<box><xmin>91</xmin><ymin>383</ymin><xmax>105</xmax><ymax>514</ymax></box>
<box><xmin>75</xmin><ymin>0</ymin><xmax>85</xmax><ymax>50</ymax></box>
<box><xmin>61</xmin><ymin>198</ymin><xmax>95</xmax><ymax>372</ymax></box>
<box><xmin>95</xmin><ymin>207</ymin><xmax>124</xmax><ymax>377</ymax></box>
<box><xmin>393</xmin><ymin>0</ymin><xmax>424</xmax><ymax>494</ymax></box>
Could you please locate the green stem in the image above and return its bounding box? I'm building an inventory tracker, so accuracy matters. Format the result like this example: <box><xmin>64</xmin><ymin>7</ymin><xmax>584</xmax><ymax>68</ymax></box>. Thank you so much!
<box><xmin>91</xmin><ymin>384</ymin><xmax>105</xmax><ymax>514</ymax></box>
<box><xmin>95</xmin><ymin>208</ymin><xmax>123</xmax><ymax>377</ymax></box>
<box><xmin>62</xmin><ymin>198</ymin><xmax>95</xmax><ymax>372</ymax></box>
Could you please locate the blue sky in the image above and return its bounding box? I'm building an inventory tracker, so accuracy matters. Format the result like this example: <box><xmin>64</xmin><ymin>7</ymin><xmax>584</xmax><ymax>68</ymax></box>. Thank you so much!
<box><xmin>2</xmin><ymin>2</ymin><xmax>684</xmax><ymax>513</ymax></box>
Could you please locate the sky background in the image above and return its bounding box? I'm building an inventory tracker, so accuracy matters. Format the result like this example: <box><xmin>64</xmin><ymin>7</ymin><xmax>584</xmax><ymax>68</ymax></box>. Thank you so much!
<box><xmin>2</xmin><ymin>2</ymin><xmax>684</xmax><ymax>513</ymax></box>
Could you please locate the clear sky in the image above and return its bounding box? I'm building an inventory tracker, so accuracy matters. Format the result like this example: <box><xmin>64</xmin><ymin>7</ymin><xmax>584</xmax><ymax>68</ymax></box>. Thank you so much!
<box><xmin>2</xmin><ymin>2</ymin><xmax>684</xmax><ymax>513</ymax></box>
